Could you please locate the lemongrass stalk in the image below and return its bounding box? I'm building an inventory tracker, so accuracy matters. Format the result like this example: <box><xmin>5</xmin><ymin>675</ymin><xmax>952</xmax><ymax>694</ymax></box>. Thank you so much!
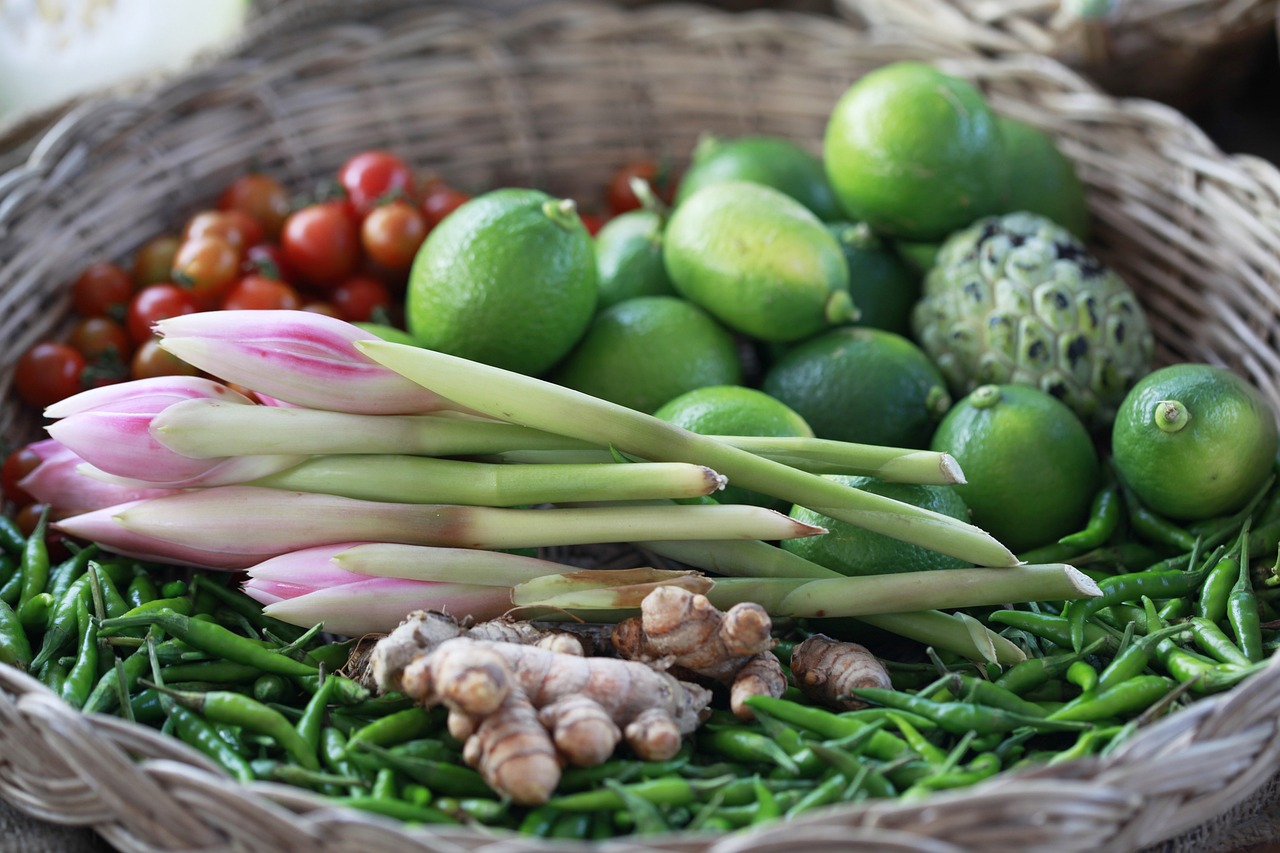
<box><xmin>58</xmin><ymin>486</ymin><xmax>824</xmax><ymax>570</ymax></box>
<box><xmin>249</xmin><ymin>455</ymin><xmax>725</xmax><ymax>505</ymax></box>
<box><xmin>855</xmin><ymin>611</ymin><xmax>1027</xmax><ymax>666</ymax></box>
<box><xmin>511</xmin><ymin>569</ymin><xmax>710</xmax><ymax>610</ymax></box>
<box><xmin>258</xmin><ymin>582</ymin><xmax>515</xmax><ymax>635</ymax></box>
<box><xmin>635</xmin><ymin>539</ymin><xmax>844</xmax><ymax>579</ymax></box>
<box><xmin>151</xmin><ymin>399</ymin><xmax>597</xmax><ymax>459</ymax></box>
<box><xmin>329</xmin><ymin>543</ymin><xmax>581</xmax><ymax>585</ymax></box>
<box><xmin>358</xmin><ymin>340</ymin><xmax>1017</xmax><ymax>567</ymax></box>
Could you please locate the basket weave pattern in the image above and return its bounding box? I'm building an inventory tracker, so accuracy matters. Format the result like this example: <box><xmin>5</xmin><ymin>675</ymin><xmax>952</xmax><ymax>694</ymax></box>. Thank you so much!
<box><xmin>833</xmin><ymin>0</ymin><xmax>1279</xmax><ymax>106</ymax></box>
<box><xmin>3</xmin><ymin>2</ymin><xmax>1280</xmax><ymax>850</ymax></box>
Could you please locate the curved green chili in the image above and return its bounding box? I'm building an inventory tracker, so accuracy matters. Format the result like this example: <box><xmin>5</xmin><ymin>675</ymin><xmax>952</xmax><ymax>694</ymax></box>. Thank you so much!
<box><xmin>16</xmin><ymin>508</ymin><xmax>49</xmax><ymax>611</ymax></box>
<box><xmin>296</xmin><ymin>672</ymin><xmax>341</xmax><ymax>757</ymax></box>
<box><xmin>949</xmin><ymin>673</ymin><xmax>1050</xmax><ymax>718</ymax></box>
<box><xmin>125</xmin><ymin>573</ymin><xmax>160</xmax><ymax>609</ymax></box>
<box><xmin>1188</xmin><ymin>617</ymin><xmax>1254</xmax><ymax>668</ymax></box>
<box><xmin>1065</xmin><ymin>565</ymin><xmax>1209</xmax><ymax>650</ymax></box>
<box><xmin>1095</xmin><ymin>623</ymin><xmax>1191</xmax><ymax>692</ymax></box>
<box><xmin>352</xmin><ymin>740</ymin><xmax>491</xmax><ymax>798</ymax></box>
<box><xmin>1227</xmin><ymin>527</ymin><xmax>1264</xmax><ymax>663</ymax></box>
<box><xmin>1059</xmin><ymin>480</ymin><xmax>1121</xmax><ymax>550</ymax></box>
<box><xmin>848</xmin><ymin>688</ymin><xmax>1088</xmax><ymax>736</ymax></box>
<box><xmin>343</xmin><ymin>706</ymin><xmax>438</xmax><ymax>753</ymax></box>
<box><xmin>160</xmin><ymin>696</ymin><xmax>255</xmax><ymax>783</ymax></box>
<box><xmin>0</xmin><ymin>598</ymin><xmax>33</xmax><ymax>671</ymax></box>
<box><xmin>702</xmin><ymin>728</ymin><xmax>799</xmax><ymax>775</ymax></box>
<box><xmin>0</xmin><ymin>515</ymin><xmax>25</xmax><ymax>556</ymax></box>
<box><xmin>60</xmin><ymin>597</ymin><xmax>99</xmax><ymax>709</ymax></box>
<box><xmin>153</xmin><ymin>685</ymin><xmax>319</xmax><ymax>771</ymax></box>
<box><xmin>1047</xmin><ymin>675</ymin><xmax>1175</xmax><ymax>722</ymax></box>
<box><xmin>99</xmin><ymin>609</ymin><xmax>318</xmax><ymax>677</ymax></box>
<box><xmin>994</xmin><ymin>638</ymin><xmax>1107</xmax><ymax>695</ymax></box>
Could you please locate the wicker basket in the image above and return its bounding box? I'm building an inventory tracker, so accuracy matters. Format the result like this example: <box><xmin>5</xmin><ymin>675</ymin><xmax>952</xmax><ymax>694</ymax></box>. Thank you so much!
<box><xmin>4</xmin><ymin>1</ymin><xmax>1280</xmax><ymax>850</ymax></box>
<box><xmin>832</xmin><ymin>0</ymin><xmax>1278</xmax><ymax>108</ymax></box>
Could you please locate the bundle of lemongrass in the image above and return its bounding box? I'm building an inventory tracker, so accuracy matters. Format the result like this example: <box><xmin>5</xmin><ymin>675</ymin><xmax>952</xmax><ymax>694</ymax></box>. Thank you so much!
<box><xmin>34</xmin><ymin>310</ymin><xmax>1098</xmax><ymax>662</ymax></box>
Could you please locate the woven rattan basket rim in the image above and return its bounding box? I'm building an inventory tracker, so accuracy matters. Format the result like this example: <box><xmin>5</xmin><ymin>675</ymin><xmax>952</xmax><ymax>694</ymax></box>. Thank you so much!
<box><xmin>3</xmin><ymin>2</ymin><xmax>1280</xmax><ymax>851</ymax></box>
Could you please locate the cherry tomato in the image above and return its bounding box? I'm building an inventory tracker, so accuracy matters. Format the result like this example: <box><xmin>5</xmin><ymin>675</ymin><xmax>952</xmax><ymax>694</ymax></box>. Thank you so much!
<box><xmin>339</xmin><ymin>150</ymin><xmax>415</xmax><ymax>215</ymax></box>
<box><xmin>421</xmin><ymin>179</ymin><xmax>471</xmax><ymax>228</ymax></box>
<box><xmin>2</xmin><ymin>444</ymin><xmax>41</xmax><ymax>507</ymax></box>
<box><xmin>171</xmin><ymin>235</ymin><xmax>243</xmax><ymax>308</ymax></box>
<box><xmin>14</xmin><ymin>342</ymin><xmax>86</xmax><ymax>408</ymax></box>
<box><xmin>300</xmin><ymin>301</ymin><xmax>342</xmax><ymax>318</ymax></box>
<box><xmin>183</xmin><ymin>209</ymin><xmax>264</xmax><ymax>253</ymax></box>
<box><xmin>280</xmin><ymin>201</ymin><xmax>360</xmax><ymax>287</ymax></box>
<box><xmin>67</xmin><ymin>316</ymin><xmax>133</xmax><ymax>361</ymax></box>
<box><xmin>579</xmin><ymin>212</ymin><xmax>607</xmax><ymax>236</ymax></box>
<box><xmin>222</xmin><ymin>275</ymin><xmax>303</xmax><ymax>311</ymax></box>
<box><xmin>132</xmin><ymin>235</ymin><xmax>182</xmax><ymax>288</ymax></box>
<box><xmin>605</xmin><ymin>157</ymin><xmax>679</xmax><ymax>216</ymax></box>
<box><xmin>15</xmin><ymin>502</ymin><xmax>51</xmax><ymax>538</ymax></box>
<box><xmin>361</xmin><ymin>200</ymin><xmax>428</xmax><ymax>271</ymax></box>
<box><xmin>71</xmin><ymin>262</ymin><xmax>135</xmax><ymax>320</ymax></box>
<box><xmin>217</xmin><ymin>173</ymin><xmax>292</xmax><ymax>240</ymax></box>
<box><xmin>126</xmin><ymin>283</ymin><xmax>199</xmax><ymax>344</ymax></box>
<box><xmin>331</xmin><ymin>275</ymin><xmax>393</xmax><ymax>323</ymax></box>
<box><xmin>242</xmin><ymin>243</ymin><xmax>295</xmax><ymax>283</ymax></box>
<box><xmin>130</xmin><ymin>337</ymin><xmax>200</xmax><ymax>380</ymax></box>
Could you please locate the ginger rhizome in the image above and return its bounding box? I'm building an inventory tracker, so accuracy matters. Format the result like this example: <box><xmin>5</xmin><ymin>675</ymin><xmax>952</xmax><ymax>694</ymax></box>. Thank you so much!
<box><xmin>369</xmin><ymin>610</ymin><xmax>711</xmax><ymax>804</ymax></box>
<box><xmin>789</xmin><ymin>633</ymin><xmax>891</xmax><ymax>710</ymax></box>
<box><xmin>611</xmin><ymin>585</ymin><xmax>786</xmax><ymax>719</ymax></box>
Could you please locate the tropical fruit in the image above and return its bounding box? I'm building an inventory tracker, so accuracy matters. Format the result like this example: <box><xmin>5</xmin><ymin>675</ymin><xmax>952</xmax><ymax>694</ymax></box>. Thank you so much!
<box><xmin>674</xmin><ymin>134</ymin><xmax>843</xmax><ymax>221</ymax></box>
<box><xmin>828</xmin><ymin>221</ymin><xmax>920</xmax><ymax>337</ymax></box>
<box><xmin>593</xmin><ymin>208</ymin><xmax>676</xmax><ymax>310</ymax></box>
<box><xmin>997</xmin><ymin>116</ymin><xmax>1090</xmax><ymax>240</ymax></box>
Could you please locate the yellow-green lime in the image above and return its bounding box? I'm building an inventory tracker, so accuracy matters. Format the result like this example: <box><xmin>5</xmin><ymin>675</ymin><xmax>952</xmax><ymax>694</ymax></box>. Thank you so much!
<box><xmin>593</xmin><ymin>209</ymin><xmax>676</xmax><ymax>310</ymax></box>
<box><xmin>997</xmin><ymin>116</ymin><xmax>1090</xmax><ymax>240</ymax></box>
<box><xmin>662</xmin><ymin>181</ymin><xmax>855</xmax><ymax>343</ymax></box>
<box><xmin>406</xmin><ymin>187</ymin><xmax>597</xmax><ymax>375</ymax></box>
<box><xmin>1111</xmin><ymin>363</ymin><xmax>1279</xmax><ymax>520</ymax></box>
<box><xmin>654</xmin><ymin>385</ymin><xmax>814</xmax><ymax>510</ymax></box>
<box><xmin>674</xmin><ymin>134</ymin><xmax>843</xmax><ymax>222</ymax></box>
<box><xmin>828</xmin><ymin>221</ymin><xmax>920</xmax><ymax>337</ymax></box>
<box><xmin>930</xmin><ymin>383</ymin><xmax>1100</xmax><ymax>553</ymax></box>
<box><xmin>823</xmin><ymin>61</ymin><xmax>1008</xmax><ymax>242</ymax></box>
<box><xmin>549</xmin><ymin>295</ymin><xmax>743</xmax><ymax>414</ymax></box>
<box><xmin>782</xmin><ymin>475</ymin><xmax>972</xmax><ymax>575</ymax></box>
<box><xmin>761</xmin><ymin>326</ymin><xmax>951</xmax><ymax>449</ymax></box>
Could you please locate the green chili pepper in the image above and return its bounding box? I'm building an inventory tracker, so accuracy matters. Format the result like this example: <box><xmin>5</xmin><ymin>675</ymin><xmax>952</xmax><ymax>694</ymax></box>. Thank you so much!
<box><xmin>1196</xmin><ymin>551</ymin><xmax>1243</xmax><ymax>624</ymax></box>
<box><xmin>343</xmin><ymin>706</ymin><xmax>438</xmax><ymax>753</ymax></box>
<box><xmin>46</xmin><ymin>545</ymin><xmax>98</xmax><ymax>602</ymax></box>
<box><xmin>904</xmin><ymin>752</ymin><xmax>1001</xmax><ymax>796</ymax></box>
<box><xmin>0</xmin><ymin>553</ymin><xmax>16</xmax><ymax>592</ymax></box>
<box><xmin>88</xmin><ymin>563</ymin><xmax>131</xmax><ymax>620</ymax></box>
<box><xmin>701</xmin><ymin>727</ymin><xmax>799</xmax><ymax>775</ymax></box>
<box><xmin>1153</xmin><ymin>638</ymin><xmax>1265</xmax><ymax>694</ymax></box>
<box><xmin>266</xmin><ymin>763</ymin><xmax>367</xmax><ymax>792</ymax></box>
<box><xmin>0</xmin><ymin>515</ymin><xmax>25</xmax><ymax>556</ymax></box>
<box><xmin>547</xmin><ymin>811</ymin><xmax>593</xmax><ymax>838</ymax></box>
<box><xmin>994</xmin><ymin>638</ymin><xmax>1106</xmax><ymax>695</ymax></box>
<box><xmin>296</xmin><ymin>673</ymin><xmax>341</xmax><ymax>757</ymax></box>
<box><xmin>987</xmin><ymin>610</ymin><xmax>1115</xmax><ymax>652</ymax></box>
<box><xmin>783</xmin><ymin>772</ymin><xmax>848</xmax><ymax>818</ymax></box>
<box><xmin>333</xmin><ymin>796</ymin><xmax>457</xmax><ymax>825</ymax></box>
<box><xmin>1227</xmin><ymin>526</ymin><xmax>1264</xmax><ymax>663</ymax></box>
<box><xmin>319</xmin><ymin>727</ymin><xmax>369</xmax><ymax>795</ymax></box>
<box><xmin>160</xmin><ymin>696</ymin><xmax>255</xmax><ymax>783</ymax></box>
<box><xmin>17</xmin><ymin>591</ymin><xmax>53</xmax><ymax>630</ymax></box>
<box><xmin>125</xmin><ymin>573</ymin><xmax>160</xmax><ymax>609</ymax></box>
<box><xmin>60</xmin><ymin>597</ymin><xmax>99</xmax><ymax>709</ymax></box>
<box><xmin>1095</xmin><ymin>623</ymin><xmax>1191</xmax><ymax>692</ymax></box>
<box><xmin>114</xmin><ymin>597</ymin><xmax>195</xmax><ymax>621</ymax></box>
<box><xmin>16</xmin><ymin>508</ymin><xmax>49</xmax><ymax>611</ymax></box>
<box><xmin>190</xmin><ymin>575</ymin><xmax>308</xmax><ymax>644</ymax></box>
<box><xmin>160</xmin><ymin>660</ymin><xmax>261</xmax><ymax>684</ymax></box>
<box><xmin>252</xmin><ymin>673</ymin><xmax>294</xmax><ymax>705</ymax></box>
<box><xmin>604</xmin><ymin>777</ymin><xmax>670</xmax><ymax>835</ymax></box>
<box><xmin>0</xmin><ymin>598</ymin><xmax>33</xmax><ymax>671</ymax></box>
<box><xmin>160</xmin><ymin>580</ymin><xmax>188</xmax><ymax>599</ymax></box>
<box><xmin>83</xmin><ymin>645</ymin><xmax>152</xmax><ymax>714</ymax></box>
<box><xmin>352</xmin><ymin>739</ymin><xmax>491</xmax><ymax>798</ymax></box>
<box><xmin>849</xmin><ymin>688</ymin><xmax>1089</xmax><ymax>736</ymax></box>
<box><xmin>886</xmin><ymin>713</ymin><xmax>946</xmax><ymax>764</ymax></box>
<box><xmin>1188</xmin><ymin>617</ymin><xmax>1254</xmax><ymax>668</ymax></box>
<box><xmin>31</xmin><ymin>575</ymin><xmax>92</xmax><ymax>671</ymax></box>
<box><xmin>1065</xmin><ymin>565</ymin><xmax>1209</xmax><ymax>651</ymax></box>
<box><xmin>740</xmin><ymin>695</ymin><xmax>912</xmax><ymax>762</ymax></box>
<box><xmin>518</xmin><ymin>805</ymin><xmax>561</xmax><ymax>837</ymax></box>
<box><xmin>152</xmin><ymin>684</ymin><xmax>319</xmax><ymax>771</ymax></box>
<box><xmin>99</xmin><ymin>609</ymin><xmax>318</xmax><ymax>677</ymax></box>
<box><xmin>549</xmin><ymin>775</ymin><xmax>729</xmax><ymax>812</ymax></box>
<box><xmin>949</xmin><ymin>673</ymin><xmax>1050</xmax><ymax>718</ymax></box>
<box><xmin>436</xmin><ymin>796</ymin><xmax>508</xmax><ymax>825</ymax></box>
<box><xmin>1065</xmin><ymin>660</ymin><xmax>1099</xmax><ymax>694</ymax></box>
<box><xmin>838</xmin><ymin>706</ymin><xmax>941</xmax><ymax>730</ymax></box>
<box><xmin>1059</xmin><ymin>480</ymin><xmax>1122</xmax><ymax>550</ymax></box>
<box><xmin>1047</xmin><ymin>675</ymin><xmax>1175</xmax><ymax>722</ymax></box>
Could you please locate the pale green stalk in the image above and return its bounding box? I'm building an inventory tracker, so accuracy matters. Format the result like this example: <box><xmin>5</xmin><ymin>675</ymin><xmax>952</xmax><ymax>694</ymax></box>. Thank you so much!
<box><xmin>357</xmin><ymin>340</ymin><xmax>1017</xmax><ymax>566</ymax></box>
<box><xmin>635</xmin><ymin>539</ymin><xmax>844</xmax><ymax>579</ymax></box>
<box><xmin>331</xmin><ymin>543</ymin><xmax>579</xmax><ymax>585</ymax></box>
<box><xmin>855</xmin><ymin>611</ymin><xmax>1027</xmax><ymax>666</ymax></box>
<box><xmin>250</xmin><ymin>456</ymin><xmax>725</xmax><ymax>505</ymax></box>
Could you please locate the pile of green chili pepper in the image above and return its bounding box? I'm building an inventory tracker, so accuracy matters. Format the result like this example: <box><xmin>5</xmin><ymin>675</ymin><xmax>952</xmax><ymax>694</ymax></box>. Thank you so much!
<box><xmin>2</xmin><ymin>458</ymin><xmax>1279</xmax><ymax>838</ymax></box>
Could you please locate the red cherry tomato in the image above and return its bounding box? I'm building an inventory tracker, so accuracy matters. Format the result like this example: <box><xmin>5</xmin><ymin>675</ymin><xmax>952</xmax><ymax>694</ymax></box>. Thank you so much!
<box><xmin>2</xmin><ymin>444</ymin><xmax>41</xmax><ymax>507</ymax></box>
<box><xmin>14</xmin><ymin>342</ymin><xmax>86</xmax><ymax>408</ymax></box>
<box><xmin>126</xmin><ymin>283</ymin><xmax>199</xmax><ymax>344</ymax></box>
<box><xmin>217</xmin><ymin>173</ymin><xmax>292</xmax><ymax>240</ymax></box>
<box><xmin>579</xmin><ymin>212</ymin><xmax>607</xmax><ymax>236</ymax></box>
<box><xmin>71</xmin><ymin>262</ymin><xmax>135</xmax><ymax>320</ymax></box>
<box><xmin>421</xmin><ymin>179</ymin><xmax>471</xmax><ymax>228</ymax></box>
<box><xmin>331</xmin><ymin>275</ymin><xmax>393</xmax><ymax>323</ymax></box>
<box><xmin>130</xmin><ymin>337</ymin><xmax>200</xmax><ymax>380</ymax></box>
<box><xmin>183</xmin><ymin>209</ymin><xmax>264</xmax><ymax>253</ymax></box>
<box><xmin>281</xmin><ymin>201</ymin><xmax>360</xmax><ymax>287</ymax></box>
<box><xmin>339</xmin><ymin>150</ymin><xmax>415</xmax><ymax>216</ymax></box>
<box><xmin>605</xmin><ymin>158</ymin><xmax>679</xmax><ymax>216</ymax></box>
<box><xmin>361</xmin><ymin>200</ymin><xmax>428</xmax><ymax>271</ymax></box>
<box><xmin>300</xmin><ymin>301</ymin><xmax>342</xmax><ymax>318</ymax></box>
<box><xmin>68</xmin><ymin>316</ymin><xmax>134</xmax><ymax>366</ymax></box>
<box><xmin>15</xmin><ymin>502</ymin><xmax>51</xmax><ymax>538</ymax></box>
<box><xmin>132</xmin><ymin>235</ymin><xmax>182</xmax><ymax>288</ymax></box>
<box><xmin>242</xmin><ymin>243</ymin><xmax>294</xmax><ymax>283</ymax></box>
<box><xmin>171</xmin><ymin>235</ymin><xmax>243</xmax><ymax>308</ymax></box>
<box><xmin>222</xmin><ymin>275</ymin><xmax>303</xmax><ymax>311</ymax></box>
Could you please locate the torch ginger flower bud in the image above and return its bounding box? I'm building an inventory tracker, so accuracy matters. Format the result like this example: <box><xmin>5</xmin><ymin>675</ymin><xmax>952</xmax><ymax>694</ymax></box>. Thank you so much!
<box><xmin>155</xmin><ymin>310</ymin><xmax>457</xmax><ymax>414</ymax></box>
<box><xmin>16</xmin><ymin>439</ymin><xmax>178</xmax><ymax>517</ymax></box>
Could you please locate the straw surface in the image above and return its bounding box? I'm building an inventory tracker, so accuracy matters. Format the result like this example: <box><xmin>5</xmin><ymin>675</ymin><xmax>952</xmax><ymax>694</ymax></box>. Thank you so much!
<box><xmin>834</xmin><ymin>0</ymin><xmax>1279</xmax><ymax>106</ymax></box>
<box><xmin>2</xmin><ymin>1</ymin><xmax>1280</xmax><ymax>851</ymax></box>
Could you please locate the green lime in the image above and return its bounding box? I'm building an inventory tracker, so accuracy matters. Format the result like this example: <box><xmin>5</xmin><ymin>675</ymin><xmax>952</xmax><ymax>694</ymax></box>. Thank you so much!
<box><xmin>1111</xmin><ymin>363</ymin><xmax>1279</xmax><ymax>520</ymax></box>
<box><xmin>593</xmin><ymin>209</ymin><xmax>676</xmax><ymax>310</ymax></box>
<box><xmin>997</xmin><ymin>116</ymin><xmax>1090</xmax><ymax>240</ymax></box>
<box><xmin>654</xmin><ymin>385</ymin><xmax>813</xmax><ymax>510</ymax></box>
<box><xmin>406</xmin><ymin>187</ymin><xmax>597</xmax><ymax>375</ymax></box>
<box><xmin>893</xmin><ymin>239</ymin><xmax>942</xmax><ymax>277</ymax></box>
<box><xmin>930</xmin><ymin>383</ymin><xmax>1100</xmax><ymax>553</ymax></box>
<box><xmin>674</xmin><ymin>134</ymin><xmax>843</xmax><ymax>221</ymax></box>
<box><xmin>352</xmin><ymin>322</ymin><xmax>419</xmax><ymax>346</ymax></box>
<box><xmin>549</xmin><ymin>295</ymin><xmax>743</xmax><ymax>414</ymax></box>
<box><xmin>761</xmin><ymin>326</ymin><xmax>951</xmax><ymax>449</ymax></box>
<box><xmin>823</xmin><ymin>61</ymin><xmax>1008</xmax><ymax>242</ymax></box>
<box><xmin>782</xmin><ymin>475</ymin><xmax>972</xmax><ymax>575</ymax></box>
<box><xmin>662</xmin><ymin>181</ymin><xmax>855</xmax><ymax>343</ymax></box>
<box><xmin>828</xmin><ymin>221</ymin><xmax>920</xmax><ymax>336</ymax></box>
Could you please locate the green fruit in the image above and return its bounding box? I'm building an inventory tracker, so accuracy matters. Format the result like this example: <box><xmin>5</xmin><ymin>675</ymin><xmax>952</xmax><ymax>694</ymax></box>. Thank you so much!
<box><xmin>998</xmin><ymin>116</ymin><xmax>1090</xmax><ymax>240</ymax></box>
<box><xmin>549</xmin><ymin>295</ymin><xmax>743</xmax><ymax>414</ymax></box>
<box><xmin>783</xmin><ymin>475</ymin><xmax>972</xmax><ymax>575</ymax></box>
<box><xmin>930</xmin><ymin>383</ymin><xmax>1100</xmax><ymax>553</ymax></box>
<box><xmin>1112</xmin><ymin>363</ymin><xmax>1279</xmax><ymax>520</ymax></box>
<box><xmin>663</xmin><ymin>181</ymin><xmax>854</xmax><ymax>343</ymax></box>
<box><xmin>406</xmin><ymin>188</ymin><xmax>597</xmax><ymax>375</ymax></box>
<box><xmin>762</xmin><ymin>326</ymin><xmax>951</xmax><ymax>449</ymax></box>
<box><xmin>593</xmin><ymin>209</ymin><xmax>676</xmax><ymax>310</ymax></box>
<box><xmin>911</xmin><ymin>211</ymin><xmax>1154</xmax><ymax>430</ymax></box>
<box><xmin>824</xmin><ymin>61</ymin><xmax>1009</xmax><ymax>241</ymax></box>
<box><xmin>654</xmin><ymin>385</ymin><xmax>813</xmax><ymax>510</ymax></box>
<box><xmin>828</xmin><ymin>221</ymin><xmax>920</xmax><ymax>336</ymax></box>
<box><xmin>674</xmin><ymin>134</ymin><xmax>843</xmax><ymax>221</ymax></box>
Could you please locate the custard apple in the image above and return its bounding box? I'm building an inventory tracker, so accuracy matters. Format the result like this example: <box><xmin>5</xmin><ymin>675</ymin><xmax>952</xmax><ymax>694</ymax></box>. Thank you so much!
<box><xmin>911</xmin><ymin>212</ymin><xmax>1154</xmax><ymax>429</ymax></box>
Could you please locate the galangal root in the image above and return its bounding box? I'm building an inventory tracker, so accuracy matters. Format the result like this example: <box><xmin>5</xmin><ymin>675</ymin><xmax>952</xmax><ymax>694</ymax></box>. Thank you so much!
<box><xmin>790</xmin><ymin>633</ymin><xmax>892</xmax><ymax>710</ymax></box>
<box><xmin>369</xmin><ymin>609</ymin><xmax>712</xmax><ymax>804</ymax></box>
